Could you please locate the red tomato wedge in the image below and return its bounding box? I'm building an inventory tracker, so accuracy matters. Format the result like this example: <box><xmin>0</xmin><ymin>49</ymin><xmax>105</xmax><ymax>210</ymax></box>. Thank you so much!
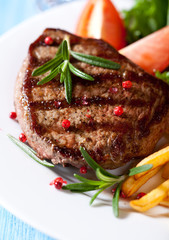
<box><xmin>76</xmin><ymin>0</ymin><xmax>126</xmax><ymax>50</ymax></box>
<box><xmin>120</xmin><ymin>26</ymin><xmax>169</xmax><ymax>74</ymax></box>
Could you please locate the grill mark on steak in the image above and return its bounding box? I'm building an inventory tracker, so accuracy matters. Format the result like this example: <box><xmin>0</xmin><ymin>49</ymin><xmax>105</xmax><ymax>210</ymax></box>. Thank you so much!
<box><xmin>65</xmin><ymin>121</ymin><xmax>131</xmax><ymax>134</ymax></box>
<box><xmin>36</xmin><ymin>104</ymin><xmax>167</xmax><ymax>138</ymax></box>
<box><xmin>40</xmin><ymin>120</ymin><xmax>133</xmax><ymax>135</ymax></box>
<box><xmin>15</xmin><ymin>28</ymin><xmax>169</xmax><ymax>169</ymax></box>
<box><xmin>25</xmin><ymin>73</ymin><xmax>122</xmax><ymax>88</ymax></box>
<box><xmin>29</xmin><ymin>97</ymin><xmax>149</xmax><ymax>110</ymax></box>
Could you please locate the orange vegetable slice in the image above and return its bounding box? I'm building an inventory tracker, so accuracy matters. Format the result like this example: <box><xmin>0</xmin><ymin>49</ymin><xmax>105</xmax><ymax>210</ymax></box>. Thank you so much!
<box><xmin>120</xmin><ymin>26</ymin><xmax>169</xmax><ymax>74</ymax></box>
<box><xmin>76</xmin><ymin>0</ymin><xmax>126</xmax><ymax>50</ymax></box>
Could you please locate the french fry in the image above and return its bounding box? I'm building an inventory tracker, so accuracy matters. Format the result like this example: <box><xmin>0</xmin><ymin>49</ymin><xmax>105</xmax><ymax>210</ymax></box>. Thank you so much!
<box><xmin>160</xmin><ymin>197</ymin><xmax>169</xmax><ymax>208</ymax></box>
<box><xmin>134</xmin><ymin>146</ymin><xmax>169</xmax><ymax>179</ymax></box>
<box><xmin>162</xmin><ymin>162</ymin><xmax>169</xmax><ymax>180</ymax></box>
<box><xmin>130</xmin><ymin>179</ymin><xmax>169</xmax><ymax>212</ymax></box>
<box><xmin>122</xmin><ymin>167</ymin><xmax>161</xmax><ymax>197</ymax></box>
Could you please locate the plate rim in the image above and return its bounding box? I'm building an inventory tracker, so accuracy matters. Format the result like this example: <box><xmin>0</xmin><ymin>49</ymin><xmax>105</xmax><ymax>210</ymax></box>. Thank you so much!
<box><xmin>0</xmin><ymin>1</ymin><xmax>169</xmax><ymax>239</ymax></box>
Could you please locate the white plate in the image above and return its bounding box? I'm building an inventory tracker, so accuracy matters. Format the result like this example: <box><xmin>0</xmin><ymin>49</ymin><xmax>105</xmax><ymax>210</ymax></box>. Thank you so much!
<box><xmin>0</xmin><ymin>1</ymin><xmax>169</xmax><ymax>240</ymax></box>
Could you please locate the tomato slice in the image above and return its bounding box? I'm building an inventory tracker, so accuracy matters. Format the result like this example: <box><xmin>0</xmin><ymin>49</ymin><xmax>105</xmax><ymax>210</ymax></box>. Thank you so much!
<box><xmin>76</xmin><ymin>0</ymin><xmax>95</xmax><ymax>37</ymax></box>
<box><xmin>120</xmin><ymin>26</ymin><xmax>169</xmax><ymax>74</ymax></box>
<box><xmin>76</xmin><ymin>0</ymin><xmax>126</xmax><ymax>50</ymax></box>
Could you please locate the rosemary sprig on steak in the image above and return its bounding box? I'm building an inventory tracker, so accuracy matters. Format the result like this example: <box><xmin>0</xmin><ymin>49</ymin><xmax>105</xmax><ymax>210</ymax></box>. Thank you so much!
<box><xmin>32</xmin><ymin>38</ymin><xmax>121</xmax><ymax>104</ymax></box>
<box><xmin>63</xmin><ymin>147</ymin><xmax>153</xmax><ymax>217</ymax></box>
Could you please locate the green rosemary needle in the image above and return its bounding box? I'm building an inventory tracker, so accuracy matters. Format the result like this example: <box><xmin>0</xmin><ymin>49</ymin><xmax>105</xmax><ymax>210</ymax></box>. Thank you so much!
<box><xmin>32</xmin><ymin>38</ymin><xmax>121</xmax><ymax>104</ymax></box>
<box><xmin>63</xmin><ymin>147</ymin><xmax>153</xmax><ymax>218</ymax></box>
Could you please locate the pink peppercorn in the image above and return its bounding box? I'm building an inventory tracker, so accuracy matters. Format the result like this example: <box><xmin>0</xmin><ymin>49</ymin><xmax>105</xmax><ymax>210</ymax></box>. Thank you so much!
<box><xmin>44</xmin><ymin>36</ymin><xmax>53</xmax><ymax>45</ymax></box>
<box><xmin>122</xmin><ymin>81</ymin><xmax>132</xmax><ymax>89</ymax></box>
<box><xmin>62</xmin><ymin>119</ymin><xmax>70</xmax><ymax>129</ymax></box>
<box><xmin>19</xmin><ymin>133</ymin><xmax>27</xmax><ymax>143</ymax></box>
<box><xmin>80</xmin><ymin>166</ymin><xmax>87</xmax><ymax>174</ymax></box>
<box><xmin>114</xmin><ymin>106</ymin><xmax>123</xmax><ymax>116</ymax></box>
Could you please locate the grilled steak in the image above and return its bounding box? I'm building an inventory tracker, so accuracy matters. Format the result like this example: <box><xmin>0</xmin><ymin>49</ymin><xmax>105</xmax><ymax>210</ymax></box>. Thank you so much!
<box><xmin>14</xmin><ymin>29</ymin><xmax>169</xmax><ymax>169</ymax></box>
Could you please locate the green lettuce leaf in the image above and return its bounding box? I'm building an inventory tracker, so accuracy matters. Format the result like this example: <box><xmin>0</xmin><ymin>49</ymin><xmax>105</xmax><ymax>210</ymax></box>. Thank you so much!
<box><xmin>123</xmin><ymin>0</ymin><xmax>169</xmax><ymax>44</ymax></box>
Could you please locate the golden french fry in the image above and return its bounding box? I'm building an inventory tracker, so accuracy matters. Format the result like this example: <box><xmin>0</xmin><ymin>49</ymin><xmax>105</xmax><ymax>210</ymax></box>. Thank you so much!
<box><xmin>160</xmin><ymin>197</ymin><xmax>169</xmax><ymax>208</ymax></box>
<box><xmin>130</xmin><ymin>179</ymin><xmax>169</xmax><ymax>212</ymax></box>
<box><xmin>162</xmin><ymin>162</ymin><xmax>169</xmax><ymax>180</ymax></box>
<box><xmin>134</xmin><ymin>146</ymin><xmax>169</xmax><ymax>179</ymax></box>
<box><xmin>122</xmin><ymin>167</ymin><xmax>161</xmax><ymax>197</ymax></box>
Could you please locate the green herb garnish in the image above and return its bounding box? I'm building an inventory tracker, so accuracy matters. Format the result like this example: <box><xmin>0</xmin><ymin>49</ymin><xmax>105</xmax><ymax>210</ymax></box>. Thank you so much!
<box><xmin>123</xmin><ymin>0</ymin><xmax>169</xmax><ymax>44</ymax></box>
<box><xmin>70</xmin><ymin>51</ymin><xmax>120</xmax><ymax>69</ymax></box>
<box><xmin>8</xmin><ymin>132</ymin><xmax>153</xmax><ymax>216</ymax></box>
<box><xmin>80</xmin><ymin>146</ymin><xmax>119</xmax><ymax>178</ymax></box>
<box><xmin>155</xmin><ymin>70</ymin><xmax>169</xmax><ymax>85</ymax></box>
<box><xmin>112</xmin><ymin>181</ymin><xmax>123</xmax><ymax>217</ymax></box>
<box><xmin>7</xmin><ymin>134</ymin><xmax>54</xmax><ymax>167</ymax></box>
<box><xmin>128</xmin><ymin>164</ymin><xmax>153</xmax><ymax>176</ymax></box>
<box><xmin>32</xmin><ymin>38</ymin><xmax>120</xmax><ymax>104</ymax></box>
<box><xmin>63</xmin><ymin>147</ymin><xmax>153</xmax><ymax>217</ymax></box>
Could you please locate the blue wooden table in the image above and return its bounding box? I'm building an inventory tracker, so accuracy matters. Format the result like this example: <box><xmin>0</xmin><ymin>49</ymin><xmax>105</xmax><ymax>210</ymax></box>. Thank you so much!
<box><xmin>0</xmin><ymin>0</ymin><xmax>55</xmax><ymax>239</ymax></box>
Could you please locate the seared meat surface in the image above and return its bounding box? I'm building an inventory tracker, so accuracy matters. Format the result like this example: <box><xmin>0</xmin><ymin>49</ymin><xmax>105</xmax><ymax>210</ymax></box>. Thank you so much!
<box><xmin>15</xmin><ymin>29</ymin><xmax>169</xmax><ymax>169</ymax></box>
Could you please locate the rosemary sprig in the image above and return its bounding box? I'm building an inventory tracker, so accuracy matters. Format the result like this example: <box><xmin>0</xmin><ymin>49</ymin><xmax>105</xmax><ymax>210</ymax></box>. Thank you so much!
<box><xmin>68</xmin><ymin>63</ymin><xmax>94</xmax><ymax>81</ymax></box>
<box><xmin>155</xmin><ymin>70</ymin><xmax>169</xmax><ymax>85</ymax></box>
<box><xmin>8</xmin><ymin>131</ymin><xmax>153</xmax><ymax>216</ymax></box>
<box><xmin>63</xmin><ymin>147</ymin><xmax>153</xmax><ymax>217</ymax></box>
<box><xmin>70</xmin><ymin>51</ymin><xmax>121</xmax><ymax>69</ymax></box>
<box><xmin>32</xmin><ymin>38</ymin><xmax>121</xmax><ymax>104</ymax></box>
<box><xmin>7</xmin><ymin>134</ymin><xmax>54</xmax><ymax>167</ymax></box>
<box><xmin>64</xmin><ymin>65</ymin><xmax>72</xmax><ymax>104</ymax></box>
<box><xmin>37</xmin><ymin>65</ymin><xmax>61</xmax><ymax>85</ymax></box>
<box><xmin>128</xmin><ymin>164</ymin><xmax>153</xmax><ymax>176</ymax></box>
<box><xmin>80</xmin><ymin>146</ymin><xmax>119</xmax><ymax>178</ymax></box>
<box><xmin>32</xmin><ymin>54</ymin><xmax>63</xmax><ymax>77</ymax></box>
<box><xmin>112</xmin><ymin>182</ymin><xmax>123</xmax><ymax>217</ymax></box>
